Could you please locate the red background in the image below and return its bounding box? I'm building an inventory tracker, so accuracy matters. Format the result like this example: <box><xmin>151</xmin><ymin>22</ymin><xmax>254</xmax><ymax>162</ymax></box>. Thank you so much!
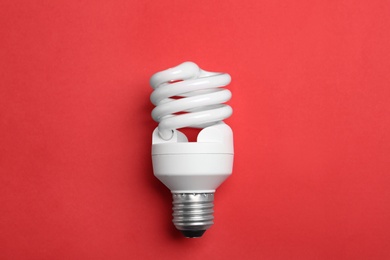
<box><xmin>1</xmin><ymin>0</ymin><xmax>390</xmax><ymax>259</ymax></box>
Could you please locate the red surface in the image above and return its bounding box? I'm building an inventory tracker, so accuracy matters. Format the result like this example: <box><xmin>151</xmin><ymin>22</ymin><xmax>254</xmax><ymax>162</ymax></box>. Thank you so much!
<box><xmin>1</xmin><ymin>0</ymin><xmax>390</xmax><ymax>259</ymax></box>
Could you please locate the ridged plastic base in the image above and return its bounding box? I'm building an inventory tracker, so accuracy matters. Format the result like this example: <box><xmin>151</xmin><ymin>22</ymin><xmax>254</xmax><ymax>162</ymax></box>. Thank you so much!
<box><xmin>172</xmin><ymin>193</ymin><xmax>214</xmax><ymax>238</ymax></box>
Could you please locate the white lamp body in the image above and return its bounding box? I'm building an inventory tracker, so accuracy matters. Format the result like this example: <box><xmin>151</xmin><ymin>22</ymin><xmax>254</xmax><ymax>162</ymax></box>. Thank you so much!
<box><xmin>150</xmin><ymin>62</ymin><xmax>234</xmax><ymax>238</ymax></box>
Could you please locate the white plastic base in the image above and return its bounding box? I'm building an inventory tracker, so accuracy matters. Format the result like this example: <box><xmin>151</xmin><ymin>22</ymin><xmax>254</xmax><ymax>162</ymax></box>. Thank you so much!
<box><xmin>152</xmin><ymin>123</ymin><xmax>234</xmax><ymax>193</ymax></box>
<box><xmin>153</xmin><ymin>154</ymin><xmax>233</xmax><ymax>193</ymax></box>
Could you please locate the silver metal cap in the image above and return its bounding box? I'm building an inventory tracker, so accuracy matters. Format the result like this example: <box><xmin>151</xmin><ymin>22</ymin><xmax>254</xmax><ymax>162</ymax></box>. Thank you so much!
<box><xmin>172</xmin><ymin>193</ymin><xmax>215</xmax><ymax>238</ymax></box>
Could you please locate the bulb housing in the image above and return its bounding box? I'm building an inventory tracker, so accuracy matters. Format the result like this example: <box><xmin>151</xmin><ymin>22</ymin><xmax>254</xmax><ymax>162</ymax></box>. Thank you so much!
<box><xmin>150</xmin><ymin>62</ymin><xmax>234</xmax><ymax>238</ymax></box>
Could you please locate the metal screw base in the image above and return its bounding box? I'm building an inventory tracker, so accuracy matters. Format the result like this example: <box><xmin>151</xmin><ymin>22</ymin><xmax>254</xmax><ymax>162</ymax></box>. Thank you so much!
<box><xmin>172</xmin><ymin>193</ymin><xmax>214</xmax><ymax>238</ymax></box>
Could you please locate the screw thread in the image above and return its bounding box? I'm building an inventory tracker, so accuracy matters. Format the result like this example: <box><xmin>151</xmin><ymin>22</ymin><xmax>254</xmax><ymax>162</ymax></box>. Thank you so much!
<box><xmin>172</xmin><ymin>193</ymin><xmax>214</xmax><ymax>237</ymax></box>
